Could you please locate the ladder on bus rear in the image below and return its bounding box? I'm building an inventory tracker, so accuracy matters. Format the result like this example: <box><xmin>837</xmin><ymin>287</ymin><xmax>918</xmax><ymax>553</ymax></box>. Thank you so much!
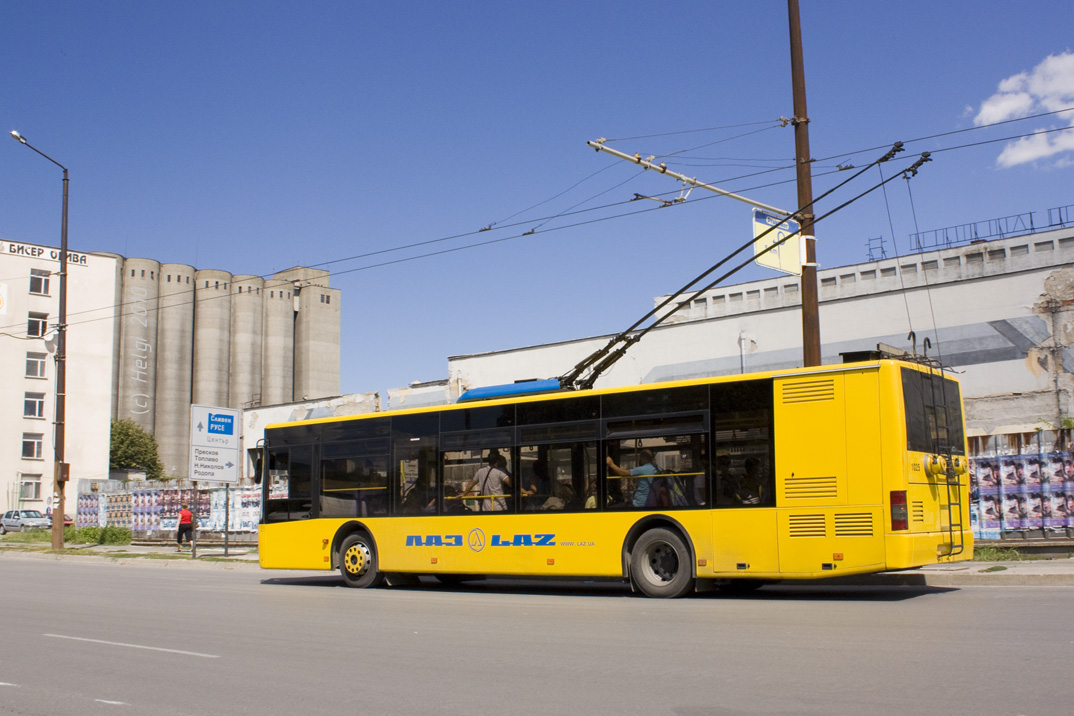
<box><xmin>941</xmin><ymin>458</ymin><xmax>966</xmax><ymax>557</ymax></box>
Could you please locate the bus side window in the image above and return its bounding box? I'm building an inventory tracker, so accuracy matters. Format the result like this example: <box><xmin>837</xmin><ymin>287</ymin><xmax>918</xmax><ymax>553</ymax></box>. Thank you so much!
<box><xmin>606</xmin><ymin>435</ymin><xmax>705</xmax><ymax>510</ymax></box>
<box><xmin>712</xmin><ymin>380</ymin><xmax>774</xmax><ymax>508</ymax></box>
<box><xmin>263</xmin><ymin>446</ymin><xmax>313</xmax><ymax>522</ymax></box>
<box><xmin>519</xmin><ymin>443</ymin><xmax>596</xmax><ymax>512</ymax></box>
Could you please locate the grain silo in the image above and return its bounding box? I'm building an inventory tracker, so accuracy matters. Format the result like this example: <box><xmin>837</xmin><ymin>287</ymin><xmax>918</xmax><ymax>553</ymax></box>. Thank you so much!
<box><xmin>261</xmin><ymin>275</ymin><xmax>295</xmax><ymax>406</ymax></box>
<box><xmin>229</xmin><ymin>274</ymin><xmax>264</xmax><ymax>409</ymax></box>
<box><xmin>116</xmin><ymin>258</ymin><xmax>160</xmax><ymax>432</ymax></box>
<box><xmin>192</xmin><ymin>269</ymin><xmax>232</xmax><ymax>407</ymax></box>
<box><xmin>294</xmin><ymin>284</ymin><xmax>341</xmax><ymax>401</ymax></box>
<box><xmin>96</xmin><ymin>252</ymin><xmax>126</xmax><ymax>420</ymax></box>
<box><xmin>154</xmin><ymin>263</ymin><xmax>196</xmax><ymax>477</ymax></box>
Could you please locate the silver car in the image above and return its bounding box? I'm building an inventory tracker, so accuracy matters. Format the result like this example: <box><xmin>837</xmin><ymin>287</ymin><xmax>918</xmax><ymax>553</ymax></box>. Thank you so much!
<box><xmin>0</xmin><ymin>509</ymin><xmax>51</xmax><ymax>534</ymax></box>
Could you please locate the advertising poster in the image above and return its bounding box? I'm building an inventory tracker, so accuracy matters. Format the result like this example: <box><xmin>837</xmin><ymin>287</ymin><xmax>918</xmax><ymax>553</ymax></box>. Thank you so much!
<box><xmin>978</xmin><ymin>485</ymin><xmax>1002</xmax><ymax>538</ymax></box>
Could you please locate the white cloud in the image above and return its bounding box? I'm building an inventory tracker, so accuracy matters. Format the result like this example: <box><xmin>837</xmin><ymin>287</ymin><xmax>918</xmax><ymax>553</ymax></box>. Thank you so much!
<box><xmin>974</xmin><ymin>51</ymin><xmax>1074</xmax><ymax>168</ymax></box>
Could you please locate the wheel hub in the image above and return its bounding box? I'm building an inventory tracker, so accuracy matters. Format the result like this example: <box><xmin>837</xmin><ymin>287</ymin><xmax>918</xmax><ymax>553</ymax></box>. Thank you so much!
<box><xmin>647</xmin><ymin>543</ymin><xmax>678</xmax><ymax>583</ymax></box>
<box><xmin>343</xmin><ymin>542</ymin><xmax>369</xmax><ymax>576</ymax></box>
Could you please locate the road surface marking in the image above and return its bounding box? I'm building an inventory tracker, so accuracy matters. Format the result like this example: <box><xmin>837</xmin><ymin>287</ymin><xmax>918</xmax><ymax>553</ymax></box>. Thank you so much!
<box><xmin>96</xmin><ymin>700</ymin><xmax>127</xmax><ymax>705</ymax></box>
<box><xmin>44</xmin><ymin>634</ymin><xmax>220</xmax><ymax>659</ymax></box>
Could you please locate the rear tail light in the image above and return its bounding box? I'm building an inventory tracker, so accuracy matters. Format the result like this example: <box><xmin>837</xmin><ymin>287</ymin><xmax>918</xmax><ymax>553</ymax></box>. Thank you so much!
<box><xmin>890</xmin><ymin>490</ymin><xmax>909</xmax><ymax>531</ymax></box>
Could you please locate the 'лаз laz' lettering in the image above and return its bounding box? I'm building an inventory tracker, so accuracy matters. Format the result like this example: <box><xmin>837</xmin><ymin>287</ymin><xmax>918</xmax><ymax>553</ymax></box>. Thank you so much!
<box><xmin>406</xmin><ymin>533</ymin><xmax>555</xmax><ymax>547</ymax></box>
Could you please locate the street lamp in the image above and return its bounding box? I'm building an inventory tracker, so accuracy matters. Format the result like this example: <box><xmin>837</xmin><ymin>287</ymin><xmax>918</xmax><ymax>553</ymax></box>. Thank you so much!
<box><xmin>11</xmin><ymin>130</ymin><xmax>69</xmax><ymax>550</ymax></box>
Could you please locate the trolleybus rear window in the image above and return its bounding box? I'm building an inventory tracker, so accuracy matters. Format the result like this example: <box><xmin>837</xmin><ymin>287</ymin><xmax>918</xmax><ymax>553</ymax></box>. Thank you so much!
<box><xmin>901</xmin><ymin>367</ymin><xmax>965</xmax><ymax>455</ymax></box>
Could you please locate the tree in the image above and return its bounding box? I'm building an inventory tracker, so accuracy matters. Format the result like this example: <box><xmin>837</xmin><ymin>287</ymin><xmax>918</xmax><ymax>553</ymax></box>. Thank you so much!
<box><xmin>109</xmin><ymin>419</ymin><xmax>165</xmax><ymax>480</ymax></box>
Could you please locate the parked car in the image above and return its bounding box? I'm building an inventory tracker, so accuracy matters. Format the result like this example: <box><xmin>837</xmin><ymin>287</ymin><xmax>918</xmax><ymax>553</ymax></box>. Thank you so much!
<box><xmin>0</xmin><ymin>510</ymin><xmax>52</xmax><ymax>534</ymax></box>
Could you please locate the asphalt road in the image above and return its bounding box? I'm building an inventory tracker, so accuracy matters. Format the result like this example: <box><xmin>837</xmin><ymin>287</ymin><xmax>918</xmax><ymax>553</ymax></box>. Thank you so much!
<box><xmin>0</xmin><ymin>555</ymin><xmax>1070</xmax><ymax>716</ymax></box>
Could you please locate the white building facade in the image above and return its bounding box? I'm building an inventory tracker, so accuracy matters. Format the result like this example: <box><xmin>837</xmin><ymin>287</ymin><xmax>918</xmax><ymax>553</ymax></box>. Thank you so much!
<box><xmin>449</xmin><ymin>223</ymin><xmax>1074</xmax><ymax>441</ymax></box>
<box><xmin>1</xmin><ymin>240</ymin><xmax>116</xmax><ymax>511</ymax></box>
<box><xmin>1</xmin><ymin>238</ymin><xmax>342</xmax><ymax>514</ymax></box>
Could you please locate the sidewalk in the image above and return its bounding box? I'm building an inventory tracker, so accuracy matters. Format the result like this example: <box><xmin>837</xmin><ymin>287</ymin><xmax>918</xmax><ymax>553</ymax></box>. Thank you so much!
<box><xmin>811</xmin><ymin>557</ymin><xmax>1074</xmax><ymax>587</ymax></box>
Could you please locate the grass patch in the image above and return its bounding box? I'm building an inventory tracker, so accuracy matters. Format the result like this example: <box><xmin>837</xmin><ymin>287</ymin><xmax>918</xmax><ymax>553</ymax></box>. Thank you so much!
<box><xmin>981</xmin><ymin>565</ymin><xmax>1008</xmax><ymax>572</ymax></box>
<box><xmin>1</xmin><ymin>525</ymin><xmax>132</xmax><ymax>546</ymax></box>
<box><xmin>973</xmin><ymin>545</ymin><xmax>1038</xmax><ymax>561</ymax></box>
<box><xmin>0</xmin><ymin>529</ymin><xmax>53</xmax><ymax>544</ymax></box>
<box><xmin>973</xmin><ymin>545</ymin><xmax>1022</xmax><ymax>561</ymax></box>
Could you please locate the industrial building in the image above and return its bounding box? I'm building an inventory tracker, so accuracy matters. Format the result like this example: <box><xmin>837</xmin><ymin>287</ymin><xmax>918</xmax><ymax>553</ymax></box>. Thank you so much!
<box><xmin>448</xmin><ymin>212</ymin><xmax>1074</xmax><ymax>449</ymax></box>
<box><xmin>1</xmin><ymin>239</ymin><xmax>340</xmax><ymax>513</ymax></box>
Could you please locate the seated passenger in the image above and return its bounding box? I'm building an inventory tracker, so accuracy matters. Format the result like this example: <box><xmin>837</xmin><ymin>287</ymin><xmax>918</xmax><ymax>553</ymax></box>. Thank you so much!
<box><xmin>735</xmin><ymin>458</ymin><xmax>764</xmax><ymax>505</ymax></box>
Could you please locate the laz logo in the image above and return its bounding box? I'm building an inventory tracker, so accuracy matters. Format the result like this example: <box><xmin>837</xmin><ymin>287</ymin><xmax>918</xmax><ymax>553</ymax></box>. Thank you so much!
<box><xmin>491</xmin><ymin>534</ymin><xmax>555</xmax><ymax>547</ymax></box>
<box><xmin>406</xmin><ymin>535</ymin><xmax>463</xmax><ymax>547</ymax></box>
<box><xmin>405</xmin><ymin>533</ymin><xmax>556</xmax><ymax>547</ymax></box>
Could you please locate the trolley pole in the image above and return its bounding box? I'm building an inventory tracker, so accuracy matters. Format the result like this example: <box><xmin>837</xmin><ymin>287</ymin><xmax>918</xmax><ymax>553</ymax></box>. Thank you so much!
<box><xmin>788</xmin><ymin>0</ymin><xmax>821</xmax><ymax>366</ymax></box>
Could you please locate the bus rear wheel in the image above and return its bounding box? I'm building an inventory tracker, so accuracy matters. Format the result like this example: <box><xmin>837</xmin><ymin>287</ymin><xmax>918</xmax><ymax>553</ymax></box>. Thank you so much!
<box><xmin>339</xmin><ymin>533</ymin><xmax>384</xmax><ymax>588</ymax></box>
<box><xmin>630</xmin><ymin>528</ymin><xmax>694</xmax><ymax>598</ymax></box>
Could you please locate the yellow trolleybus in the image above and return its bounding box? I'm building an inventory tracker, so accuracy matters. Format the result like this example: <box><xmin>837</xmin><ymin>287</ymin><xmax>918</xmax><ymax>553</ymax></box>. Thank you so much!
<box><xmin>257</xmin><ymin>357</ymin><xmax>971</xmax><ymax>597</ymax></box>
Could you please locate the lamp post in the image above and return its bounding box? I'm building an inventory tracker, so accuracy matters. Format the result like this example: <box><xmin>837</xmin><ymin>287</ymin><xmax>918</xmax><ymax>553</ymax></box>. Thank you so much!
<box><xmin>11</xmin><ymin>130</ymin><xmax>69</xmax><ymax>550</ymax></box>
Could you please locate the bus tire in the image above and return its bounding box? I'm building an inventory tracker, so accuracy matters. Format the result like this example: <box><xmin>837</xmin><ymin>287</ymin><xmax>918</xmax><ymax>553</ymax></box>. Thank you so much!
<box><xmin>630</xmin><ymin>528</ymin><xmax>694</xmax><ymax>598</ymax></box>
<box><xmin>339</xmin><ymin>533</ymin><xmax>383</xmax><ymax>588</ymax></box>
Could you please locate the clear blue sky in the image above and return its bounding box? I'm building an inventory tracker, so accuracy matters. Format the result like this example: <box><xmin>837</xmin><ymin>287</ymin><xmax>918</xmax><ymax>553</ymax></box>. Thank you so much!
<box><xmin>3</xmin><ymin>1</ymin><xmax>1073</xmax><ymax>397</ymax></box>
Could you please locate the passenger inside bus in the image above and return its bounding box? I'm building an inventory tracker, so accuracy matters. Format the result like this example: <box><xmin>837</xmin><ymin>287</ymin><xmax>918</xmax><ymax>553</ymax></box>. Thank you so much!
<box><xmin>462</xmin><ymin>449</ymin><xmax>513</xmax><ymax>512</ymax></box>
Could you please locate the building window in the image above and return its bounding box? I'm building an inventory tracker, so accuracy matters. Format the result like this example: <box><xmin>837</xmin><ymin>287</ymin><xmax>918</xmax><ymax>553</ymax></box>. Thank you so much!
<box><xmin>24</xmin><ymin>392</ymin><xmax>45</xmax><ymax>419</ymax></box>
<box><xmin>19</xmin><ymin>474</ymin><xmax>42</xmax><ymax>501</ymax></box>
<box><xmin>22</xmin><ymin>433</ymin><xmax>44</xmax><ymax>459</ymax></box>
<box><xmin>29</xmin><ymin>269</ymin><xmax>51</xmax><ymax>295</ymax></box>
<box><xmin>26</xmin><ymin>352</ymin><xmax>46</xmax><ymax>378</ymax></box>
<box><xmin>27</xmin><ymin>312</ymin><xmax>48</xmax><ymax>338</ymax></box>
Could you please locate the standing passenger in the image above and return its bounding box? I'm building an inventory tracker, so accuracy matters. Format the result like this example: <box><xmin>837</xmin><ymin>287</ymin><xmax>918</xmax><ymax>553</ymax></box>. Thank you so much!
<box><xmin>463</xmin><ymin>450</ymin><xmax>512</xmax><ymax>512</ymax></box>
<box><xmin>606</xmin><ymin>449</ymin><xmax>658</xmax><ymax>508</ymax></box>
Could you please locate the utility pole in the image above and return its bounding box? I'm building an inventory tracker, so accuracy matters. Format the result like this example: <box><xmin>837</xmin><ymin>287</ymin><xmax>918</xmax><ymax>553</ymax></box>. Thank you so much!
<box><xmin>788</xmin><ymin>0</ymin><xmax>821</xmax><ymax>366</ymax></box>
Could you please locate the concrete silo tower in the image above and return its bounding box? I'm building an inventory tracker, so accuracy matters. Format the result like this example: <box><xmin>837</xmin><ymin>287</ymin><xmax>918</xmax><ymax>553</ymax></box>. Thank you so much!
<box><xmin>116</xmin><ymin>258</ymin><xmax>161</xmax><ymax>432</ymax></box>
<box><xmin>192</xmin><ymin>269</ymin><xmax>232</xmax><ymax>407</ymax></box>
<box><xmin>261</xmin><ymin>275</ymin><xmax>295</xmax><ymax>406</ymax></box>
<box><xmin>285</xmin><ymin>268</ymin><xmax>341</xmax><ymax>401</ymax></box>
<box><xmin>229</xmin><ymin>275</ymin><xmax>264</xmax><ymax>409</ymax></box>
<box><xmin>97</xmin><ymin>252</ymin><xmax>126</xmax><ymax>420</ymax></box>
<box><xmin>154</xmin><ymin>264</ymin><xmax>196</xmax><ymax>477</ymax></box>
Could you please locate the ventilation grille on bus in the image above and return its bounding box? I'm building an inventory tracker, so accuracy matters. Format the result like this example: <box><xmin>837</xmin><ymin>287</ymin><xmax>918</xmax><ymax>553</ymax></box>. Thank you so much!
<box><xmin>781</xmin><ymin>379</ymin><xmax>836</xmax><ymax>404</ymax></box>
<box><xmin>788</xmin><ymin>514</ymin><xmax>826</xmax><ymax>538</ymax></box>
<box><xmin>911</xmin><ymin>501</ymin><xmax>926</xmax><ymax>524</ymax></box>
<box><xmin>834</xmin><ymin>512</ymin><xmax>874</xmax><ymax>537</ymax></box>
<box><xmin>784</xmin><ymin>475</ymin><xmax>838</xmax><ymax>499</ymax></box>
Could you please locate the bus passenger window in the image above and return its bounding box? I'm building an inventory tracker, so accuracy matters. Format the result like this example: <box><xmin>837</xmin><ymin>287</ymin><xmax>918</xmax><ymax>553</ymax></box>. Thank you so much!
<box><xmin>712</xmin><ymin>380</ymin><xmax>774</xmax><ymax>508</ymax></box>
<box><xmin>443</xmin><ymin>447</ymin><xmax>514</xmax><ymax>513</ymax></box>
<box><xmin>519</xmin><ymin>443</ymin><xmax>597</xmax><ymax>512</ymax></box>
<box><xmin>263</xmin><ymin>446</ymin><xmax>313</xmax><ymax>522</ymax></box>
<box><xmin>605</xmin><ymin>433</ymin><xmax>707</xmax><ymax>510</ymax></box>
<box><xmin>321</xmin><ymin>443</ymin><xmax>388</xmax><ymax>518</ymax></box>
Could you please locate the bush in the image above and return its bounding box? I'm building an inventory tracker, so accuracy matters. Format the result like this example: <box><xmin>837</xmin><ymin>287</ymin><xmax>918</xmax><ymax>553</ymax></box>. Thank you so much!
<box><xmin>64</xmin><ymin>525</ymin><xmax>132</xmax><ymax>545</ymax></box>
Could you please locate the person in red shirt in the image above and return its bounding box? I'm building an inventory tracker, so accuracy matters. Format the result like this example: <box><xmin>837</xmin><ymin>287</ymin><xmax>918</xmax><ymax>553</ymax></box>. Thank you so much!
<box><xmin>176</xmin><ymin>503</ymin><xmax>193</xmax><ymax>552</ymax></box>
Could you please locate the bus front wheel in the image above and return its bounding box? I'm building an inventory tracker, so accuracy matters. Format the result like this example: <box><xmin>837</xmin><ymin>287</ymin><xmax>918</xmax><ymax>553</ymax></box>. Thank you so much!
<box><xmin>630</xmin><ymin>528</ymin><xmax>694</xmax><ymax>598</ymax></box>
<box><xmin>339</xmin><ymin>533</ymin><xmax>384</xmax><ymax>588</ymax></box>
